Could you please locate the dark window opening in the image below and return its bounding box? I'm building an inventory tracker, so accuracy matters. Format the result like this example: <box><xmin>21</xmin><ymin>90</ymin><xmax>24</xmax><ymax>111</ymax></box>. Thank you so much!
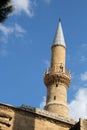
<box><xmin>56</xmin><ymin>84</ymin><xmax>58</xmax><ymax>87</ymax></box>
<box><xmin>54</xmin><ymin>96</ymin><xmax>56</xmax><ymax>100</ymax></box>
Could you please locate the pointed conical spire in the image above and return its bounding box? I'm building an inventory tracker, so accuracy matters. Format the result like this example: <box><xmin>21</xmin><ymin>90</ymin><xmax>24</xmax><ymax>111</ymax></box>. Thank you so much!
<box><xmin>53</xmin><ymin>18</ymin><xmax>66</xmax><ymax>47</ymax></box>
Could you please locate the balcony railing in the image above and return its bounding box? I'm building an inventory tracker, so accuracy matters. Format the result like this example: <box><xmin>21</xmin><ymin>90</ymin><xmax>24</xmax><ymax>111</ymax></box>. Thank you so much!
<box><xmin>44</xmin><ymin>66</ymin><xmax>71</xmax><ymax>78</ymax></box>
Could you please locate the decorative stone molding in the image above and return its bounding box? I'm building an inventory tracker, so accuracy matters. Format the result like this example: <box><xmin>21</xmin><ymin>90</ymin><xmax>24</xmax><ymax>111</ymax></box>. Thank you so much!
<box><xmin>0</xmin><ymin>119</ymin><xmax>11</xmax><ymax>127</ymax></box>
<box><xmin>44</xmin><ymin>72</ymin><xmax>71</xmax><ymax>87</ymax></box>
<box><xmin>0</xmin><ymin>113</ymin><xmax>12</xmax><ymax>121</ymax></box>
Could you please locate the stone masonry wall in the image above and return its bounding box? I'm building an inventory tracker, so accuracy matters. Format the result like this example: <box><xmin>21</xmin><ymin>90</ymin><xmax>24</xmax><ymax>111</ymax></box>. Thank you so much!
<box><xmin>0</xmin><ymin>103</ymin><xmax>76</xmax><ymax>130</ymax></box>
<box><xmin>80</xmin><ymin>119</ymin><xmax>87</xmax><ymax>130</ymax></box>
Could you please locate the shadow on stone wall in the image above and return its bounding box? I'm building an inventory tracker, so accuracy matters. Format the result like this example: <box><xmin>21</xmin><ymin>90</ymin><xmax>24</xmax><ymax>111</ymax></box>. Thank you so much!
<box><xmin>70</xmin><ymin>122</ymin><xmax>80</xmax><ymax>130</ymax></box>
<box><xmin>13</xmin><ymin>105</ymin><xmax>35</xmax><ymax>130</ymax></box>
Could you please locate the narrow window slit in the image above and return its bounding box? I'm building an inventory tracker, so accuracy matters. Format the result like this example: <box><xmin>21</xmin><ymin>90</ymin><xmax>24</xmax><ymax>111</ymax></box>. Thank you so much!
<box><xmin>54</xmin><ymin>96</ymin><xmax>56</xmax><ymax>100</ymax></box>
<box><xmin>56</xmin><ymin>84</ymin><xmax>58</xmax><ymax>87</ymax></box>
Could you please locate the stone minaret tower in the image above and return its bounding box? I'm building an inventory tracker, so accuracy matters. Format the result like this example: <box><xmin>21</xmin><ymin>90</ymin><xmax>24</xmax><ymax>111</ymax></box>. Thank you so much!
<box><xmin>44</xmin><ymin>19</ymin><xmax>71</xmax><ymax>117</ymax></box>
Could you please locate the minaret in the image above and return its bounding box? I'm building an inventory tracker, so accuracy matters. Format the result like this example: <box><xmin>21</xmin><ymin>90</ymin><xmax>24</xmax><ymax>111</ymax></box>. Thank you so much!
<box><xmin>44</xmin><ymin>19</ymin><xmax>71</xmax><ymax>117</ymax></box>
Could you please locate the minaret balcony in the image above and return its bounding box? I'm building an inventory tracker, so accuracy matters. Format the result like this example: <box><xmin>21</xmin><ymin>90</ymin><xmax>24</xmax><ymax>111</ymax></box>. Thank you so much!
<box><xmin>44</xmin><ymin>66</ymin><xmax>71</xmax><ymax>78</ymax></box>
<box><xmin>44</xmin><ymin>66</ymin><xmax>71</xmax><ymax>87</ymax></box>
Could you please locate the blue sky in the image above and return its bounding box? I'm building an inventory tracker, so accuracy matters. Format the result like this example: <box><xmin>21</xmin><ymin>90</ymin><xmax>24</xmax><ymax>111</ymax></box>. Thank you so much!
<box><xmin>0</xmin><ymin>0</ymin><xmax>87</xmax><ymax>121</ymax></box>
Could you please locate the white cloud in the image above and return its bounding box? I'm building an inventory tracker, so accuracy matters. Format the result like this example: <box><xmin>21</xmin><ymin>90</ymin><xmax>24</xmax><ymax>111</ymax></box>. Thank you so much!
<box><xmin>12</xmin><ymin>0</ymin><xmax>34</xmax><ymax>17</ymax></box>
<box><xmin>43</xmin><ymin>0</ymin><xmax>52</xmax><ymax>4</ymax></box>
<box><xmin>0</xmin><ymin>24</ymin><xmax>13</xmax><ymax>36</ymax></box>
<box><xmin>15</xmin><ymin>24</ymin><xmax>26</xmax><ymax>33</ymax></box>
<box><xmin>81</xmin><ymin>72</ymin><xmax>87</xmax><ymax>81</ymax></box>
<box><xmin>0</xmin><ymin>24</ymin><xmax>26</xmax><ymax>43</ymax></box>
<box><xmin>80</xmin><ymin>56</ymin><xmax>87</xmax><ymax>62</ymax></box>
<box><xmin>14</xmin><ymin>24</ymin><xmax>26</xmax><ymax>37</ymax></box>
<box><xmin>43</xmin><ymin>60</ymin><xmax>50</xmax><ymax>68</ymax></box>
<box><xmin>40</xmin><ymin>96</ymin><xmax>46</xmax><ymax>109</ymax></box>
<box><xmin>68</xmin><ymin>88</ymin><xmax>87</xmax><ymax>121</ymax></box>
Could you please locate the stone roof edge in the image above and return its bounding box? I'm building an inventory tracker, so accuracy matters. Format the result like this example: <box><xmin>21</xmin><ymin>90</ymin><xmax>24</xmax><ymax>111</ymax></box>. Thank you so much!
<box><xmin>20</xmin><ymin>105</ymin><xmax>76</xmax><ymax>125</ymax></box>
<box><xmin>0</xmin><ymin>103</ymin><xmax>76</xmax><ymax>126</ymax></box>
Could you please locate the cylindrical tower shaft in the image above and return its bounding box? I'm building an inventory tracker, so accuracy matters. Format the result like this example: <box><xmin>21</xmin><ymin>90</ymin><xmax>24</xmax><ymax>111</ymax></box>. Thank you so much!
<box><xmin>44</xmin><ymin>19</ymin><xmax>71</xmax><ymax>117</ymax></box>
<box><xmin>51</xmin><ymin>45</ymin><xmax>66</xmax><ymax>72</ymax></box>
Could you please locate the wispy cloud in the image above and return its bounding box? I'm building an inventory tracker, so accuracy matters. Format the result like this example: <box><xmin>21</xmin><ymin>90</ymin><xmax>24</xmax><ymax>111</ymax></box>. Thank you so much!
<box><xmin>43</xmin><ymin>0</ymin><xmax>52</xmax><ymax>4</ymax></box>
<box><xmin>40</xmin><ymin>96</ymin><xmax>46</xmax><ymax>109</ymax></box>
<box><xmin>68</xmin><ymin>88</ymin><xmax>87</xmax><ymax>121</ymax></box>
<box><xmin>0</xmin><ymin>23</ymin><xmax>26</xmax><ymax>57</ymax></box>
<box><xmin>12</xmin><ymin>0</ymin><xmax>34</xmax><ymax>17</ymax></box>
<box><xmin>14</xmin><ymin>24</ymin><xmax>26</xmax><ymax>37</ymax></box>
<box><xmin>42</xmin><ymin>60</ymin><xmax>50</xmax><ymax>70</ymax></box>
<box><xmin>44</xmin><ymin>60</ymin><xmax>50</xmax><ymax>68</ymax></box>
<box><xmin>81</xmin><ymin>72</ymin><xmax>87</xmax><ymax>81</ymax></box>
<box><xmin>15</xmin><ymin>24</ymin><xmax>26</xmax><ymax>33</ymax></box>
<box><xmin>0</xmin><ymin>24</ymin><xmax>13</xmax><ymax>37</ymax></box>
<box><xmin>80</xmin><ymin>56</ymin><xmax>87</xmax><ymax>62</ymax></box>
<box><xmin>0</xmin><ymin>23</ymin><xmax>26</xmax><ymax>43</ymax></box>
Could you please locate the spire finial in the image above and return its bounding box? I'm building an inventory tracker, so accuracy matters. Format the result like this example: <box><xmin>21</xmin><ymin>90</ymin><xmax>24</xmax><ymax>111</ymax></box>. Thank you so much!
<box><xmin>52</xmin><ymin>19</ymin><xmax>66</xmax><ymax>47</ymax></box>
<box><xmin>59</xmin><ymin>17</ymin><xmax>61</xmax><ymax>22</ymax></box>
